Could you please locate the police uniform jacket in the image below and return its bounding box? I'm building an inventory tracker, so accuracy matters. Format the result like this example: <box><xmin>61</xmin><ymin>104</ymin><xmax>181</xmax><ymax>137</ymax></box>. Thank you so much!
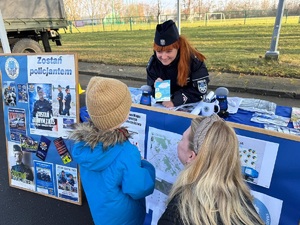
<box><xmin>64</xmin><ymin>93</ymin><xmax>71</xmax><ymax>109</ymax></box>
<box><xmin>33</xmin><ymin>99</ymin><xmax>52</xmax><ymax>117</ymax></box>
<box><xmin>146</xmin><ymin>52</ymin><xmax>209</xmax><ymax>106</ymax></box>
<box><xmin>57</xmin><ymin>91</ymin><xmax>63</xmax><ymax>102</ymax></box>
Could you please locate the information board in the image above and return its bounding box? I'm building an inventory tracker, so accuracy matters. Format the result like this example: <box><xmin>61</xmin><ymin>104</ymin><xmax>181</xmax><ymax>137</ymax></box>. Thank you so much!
<box><xmin>127</xmin><ymin>104</ymin><xmax>300</xmax><ymax>225</ymax></box>
<box><xmin>0</xmin><ymin>53</ymin><xmax>81</xmax><ymax>205</ymax></box>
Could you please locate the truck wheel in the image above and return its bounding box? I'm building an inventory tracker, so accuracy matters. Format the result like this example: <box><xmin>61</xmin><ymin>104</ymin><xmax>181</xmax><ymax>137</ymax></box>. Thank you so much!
<box><xmin>12</xmin><ymin>39</ymin><xmax>44</xmax><ymax>53</ymax></box>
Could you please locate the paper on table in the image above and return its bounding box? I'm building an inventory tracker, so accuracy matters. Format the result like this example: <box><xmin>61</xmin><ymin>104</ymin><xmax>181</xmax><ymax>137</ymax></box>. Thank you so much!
<box><xmin>227</xmin><ymin>97</ymin><xmax>243</xmax><ymax>114</ymax></box>
<box><xmin>239</xmin><ymin>98</ymin><xmax>277</xmax><ymax>115</ymax></box>
<box><xmin>264</xmin><ymin>124</ymin><xmax>300</xmax><ymax>136</ymax></box>
<box><xmin>251</xmin><ymin>113</ymin><xmax>290</xmax><ymax>126</ymax></box>
<box><xmin>291</xmin><ymin>107</ymin><xmax>300</xmax><ymax>129</ymax></box>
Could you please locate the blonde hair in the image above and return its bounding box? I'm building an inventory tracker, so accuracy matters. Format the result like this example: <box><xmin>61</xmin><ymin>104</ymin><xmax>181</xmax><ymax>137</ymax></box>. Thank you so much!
<box><xmin>167</xmin><ymin>116</ymin><xmax>264</xmax><ymax>225</ymax></box>
<box><xmin>153</xmin><ymin>36</ymin><xmax>206</xmax><ymax>87</ymax></box>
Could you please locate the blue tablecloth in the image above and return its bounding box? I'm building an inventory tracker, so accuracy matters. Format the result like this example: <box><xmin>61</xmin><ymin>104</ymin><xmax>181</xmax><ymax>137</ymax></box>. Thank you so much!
<box><xmin>80</xmin><ymin>105</ymin><xmax>293</xmax><ymax>129</ymax></box>
<box><xmin>225</xmin><ymin>105</ymin><xmax>293</xmax><ymax>128</ymax></box>
<box><xmin>81</xmin><ymin>86</ymin><xmax>294</xmax><ymax>129</ymax></box>
<box><xmin>127</xmin><ymin>87</ymin><xmax>294</xmax><ymax>129</ymax></box>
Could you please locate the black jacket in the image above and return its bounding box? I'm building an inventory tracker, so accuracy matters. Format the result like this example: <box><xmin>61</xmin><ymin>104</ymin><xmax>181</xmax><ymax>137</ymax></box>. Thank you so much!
<box><xmin>146</xmin><ymin>53</ymin><xmax>209</xmax><ymax>107</ymax></box>
<box><xmin>158</xmin><ymin>196</ymin><xmax>184</xmax><ymax>225</ymax></box>
<box><xmin>158</xmin><ymin>195</ymin><xmax>263</xmax><ymax>225</ymax></box>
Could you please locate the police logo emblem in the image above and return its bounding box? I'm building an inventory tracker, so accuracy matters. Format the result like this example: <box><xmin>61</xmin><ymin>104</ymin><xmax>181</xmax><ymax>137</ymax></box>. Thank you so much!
<box><xmin>40</xmin><ymin>142</ymin><xmax>48</xmax><ymax>151</ymax></box>
<box><xmin>160</xmin><ymin>39</ymin><xmax>166</xmax><ymax>46</ymax></box>
<box><xmin>197</xmin><ymin>80</ymin><xmax>207</xmax><ymax>94</ymax></box>
<box><xmin>5</xmin><ymin>57</ymin><xmax>19</xmax><ymax>79</ymax></box>
<box><xmin>203</xmin><ymin>106</ymin><xmax>210</xmax><ymax>113</ymax></box>
<box><xmin>29</xmin><ymin>84</ymin><xmax>35</xmax><ymax>92</ymax></box>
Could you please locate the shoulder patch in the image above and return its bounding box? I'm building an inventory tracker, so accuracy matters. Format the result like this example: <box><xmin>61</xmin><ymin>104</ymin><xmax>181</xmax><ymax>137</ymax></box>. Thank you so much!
<box><xmin>197</xmin><ymin>80</ymin><xmax>207</xmax><ymax>94</ymax></box>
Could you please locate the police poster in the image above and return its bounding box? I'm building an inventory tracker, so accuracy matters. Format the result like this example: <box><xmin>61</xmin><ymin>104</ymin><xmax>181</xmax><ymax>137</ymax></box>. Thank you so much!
<box><xmin>0</xmin><ymin>53</ymin><xmax>81</xmax><ymax>205</ymax></box>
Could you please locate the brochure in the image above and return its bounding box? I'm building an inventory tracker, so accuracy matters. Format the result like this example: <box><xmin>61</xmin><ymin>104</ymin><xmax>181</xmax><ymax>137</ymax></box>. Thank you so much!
<box><xmin>155</xmin><ymin>80</ymin><xmax>171</xmax><ymax>102</ymax></box>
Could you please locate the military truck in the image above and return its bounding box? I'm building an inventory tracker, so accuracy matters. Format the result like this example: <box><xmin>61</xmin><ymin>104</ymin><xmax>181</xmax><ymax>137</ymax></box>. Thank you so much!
<box><xmin>0</xmin><ymin>0</ymin><xmax>68</xmax><ymax>53</ymax></box>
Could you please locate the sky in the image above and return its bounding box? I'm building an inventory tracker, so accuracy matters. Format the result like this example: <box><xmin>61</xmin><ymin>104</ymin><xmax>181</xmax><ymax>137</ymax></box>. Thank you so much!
<box><xmin>135</xmin><ymin>0</ymin><xmax>176</xmax><ymax>10</ymax></box>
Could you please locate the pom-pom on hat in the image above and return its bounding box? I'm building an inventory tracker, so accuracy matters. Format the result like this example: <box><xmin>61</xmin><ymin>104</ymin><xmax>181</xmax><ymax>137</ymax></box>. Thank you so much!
<box><xmin>86</xmin><ymin>77</ymin><xmax>132</xmax><ymax>131</ymax></box>
<box><xmin>154</xmin><ymin>20</ymin><xmax>179</xmax><ymax>47</ymax></box>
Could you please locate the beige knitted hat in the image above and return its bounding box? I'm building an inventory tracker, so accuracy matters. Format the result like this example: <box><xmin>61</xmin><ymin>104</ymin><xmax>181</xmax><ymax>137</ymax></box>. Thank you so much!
<box><xmin>86</xmin><ymin>77</ymin><xmax>132</xmax><ymax>130</ymax></box>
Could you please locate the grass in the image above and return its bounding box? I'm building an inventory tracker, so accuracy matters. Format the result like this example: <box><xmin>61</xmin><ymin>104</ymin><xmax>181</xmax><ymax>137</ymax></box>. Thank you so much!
<box><xmin>52</xmin><ymin>16</ymin><xmax>300</xmax><ymax>78</ymax></box>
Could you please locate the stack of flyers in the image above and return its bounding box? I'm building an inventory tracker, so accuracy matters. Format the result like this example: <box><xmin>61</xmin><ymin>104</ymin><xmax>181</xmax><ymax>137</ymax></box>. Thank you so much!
<box><xmin>53</xmin><ymin>137</ymin><xmax>72</xmax><ymax>164</ymax></box>
<box><xmin>36</xmin><ymin>136</ymin><xmax>51</xmax><ymax>161</ymax></box>
<box><xmin>251</xmin><ymin>113</ymin><xmax>290</xmax><ymax>127</ymax></box>
<box><xmin>291</xmin><ymin>107</ymin><xmax>300</xmax><ymax>129</ymax></box>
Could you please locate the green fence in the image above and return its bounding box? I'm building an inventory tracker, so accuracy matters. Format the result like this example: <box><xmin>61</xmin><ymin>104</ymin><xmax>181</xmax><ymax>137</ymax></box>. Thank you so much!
<box><xmin>64</xmin><ymin>10</ymin><xmax>300</xmax><ymax>33</ymax></box>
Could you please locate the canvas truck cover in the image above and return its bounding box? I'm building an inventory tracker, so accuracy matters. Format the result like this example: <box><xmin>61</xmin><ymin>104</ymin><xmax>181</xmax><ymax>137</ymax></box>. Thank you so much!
<box><xmin>0</xmin><ymin>0</ymin><xmax>66</xmax><ymax>19</ymax></box>
<box><xmin>0</xmin><ymin>0</ymin><xmax>67</xmax><ymax>53</ymax></box>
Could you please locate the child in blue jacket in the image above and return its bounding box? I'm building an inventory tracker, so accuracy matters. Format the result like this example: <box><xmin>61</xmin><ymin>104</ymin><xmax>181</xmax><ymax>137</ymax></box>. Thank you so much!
<box><xmin>70</xmin><ymin>77</ymin><xmax>155</xmax><ymax>225</ymax></box>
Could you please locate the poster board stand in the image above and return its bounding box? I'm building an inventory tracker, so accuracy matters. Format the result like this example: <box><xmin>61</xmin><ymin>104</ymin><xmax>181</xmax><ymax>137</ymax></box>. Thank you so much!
<box><xmin>0</xmin><ymin>53</ymin><xmax>82</xmax><ymax>205</ymax></box>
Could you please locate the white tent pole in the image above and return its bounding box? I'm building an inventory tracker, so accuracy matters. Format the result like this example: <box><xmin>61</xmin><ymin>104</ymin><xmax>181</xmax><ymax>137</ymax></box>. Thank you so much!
<box><xmin>177</xmin><ymin>0</ymin><xmax>181</xmax><ymax>34</ymax></box>
<box><xmin>0</xmin><ymin>10</ymin><xmax>11</xmax><ymax>53</ymax></box>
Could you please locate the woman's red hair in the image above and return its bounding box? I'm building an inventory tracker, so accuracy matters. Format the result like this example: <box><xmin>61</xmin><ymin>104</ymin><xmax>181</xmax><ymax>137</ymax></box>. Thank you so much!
<box><xmin>153</xmin><ymin>36</ymin><xmax>206</xmax><ymax>86</ymax></box>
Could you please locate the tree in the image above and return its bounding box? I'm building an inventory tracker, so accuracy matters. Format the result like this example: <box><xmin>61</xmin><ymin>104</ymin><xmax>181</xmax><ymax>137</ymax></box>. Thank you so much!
<box><xmin>182</xmin><ymin>0</ymin><xmax>192</xmax><ymax>15</ymax></box>
<box><xmin>156</xmin><ymin>0</ymin><xmax>162</xmax><ymax>23</ymax></box>
<box><xmin>261</xmin><ymin>0</ymin><xmax>271</xmax><ymax>10</ymax></box>
<box><xmin>224</xmin><ymin>0</ymin><xmax>240</xmax><ymax>11</ymax></box>
<box><xmin>81</xmin><ymin>0</ymin><xmax>102</xmax><ymax>19</ymax></box>
<box><xmin>63</xmin><ymin>0</ymin><xmax>83</xmax><ymax>20</ymax></box>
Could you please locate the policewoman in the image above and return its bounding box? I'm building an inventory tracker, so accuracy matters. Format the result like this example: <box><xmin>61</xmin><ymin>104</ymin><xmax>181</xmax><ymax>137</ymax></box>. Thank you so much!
<box><xmin>147</xmin><ymin>20</ymin><xmax>210</xmax><ymax>108</ymax></box>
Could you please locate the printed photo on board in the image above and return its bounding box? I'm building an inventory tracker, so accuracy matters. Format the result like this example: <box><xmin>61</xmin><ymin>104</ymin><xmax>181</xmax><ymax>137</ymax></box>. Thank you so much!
<box><xmin>34</xmin><ymin>161</ymin><xmax>55</xmax><ymax>196</ymax></box>
<box><xmin>3</xmin><ymin>81</ymin><xmax>17</xmax><ymax>107</ymax></box>
<box><xmin>20</xmin><ymin>134</ymin><xmax>38</xmax><ymax>153</ymax></box>
<box><xmin>28</xmin><ymin>83</ymin><xmax>58</xmax><ymax>133</ymax></box>
<box><xmin>8</xmin><ymin>108</ymin><xmax>26</xmax><ymax>142</ymax></box>
<box><xmin>52</xmin><ymin>84</ymin><xmax>74</xmax><ymax>117</ymax></box>
<box><xmin>56</xmin><ymin>165</ymin><xmax>79</xmax><ymax>202</ymax></box>
<box><xmin>8</xmin><ymin>142</ymin><xmax>35</xmax><ymax>191</ymax></box>
<box><xmin>17</xmin><ymin>83</ymin><xmax>28</xmax><ymax>103</ymax></box>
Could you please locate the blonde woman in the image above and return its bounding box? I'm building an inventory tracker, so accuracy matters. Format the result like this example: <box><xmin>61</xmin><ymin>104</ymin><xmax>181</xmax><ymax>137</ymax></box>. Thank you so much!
<box><xmin>158</xmin><ymin>114</ymin><xmax>264</xmax><ymax>225</ymax></box>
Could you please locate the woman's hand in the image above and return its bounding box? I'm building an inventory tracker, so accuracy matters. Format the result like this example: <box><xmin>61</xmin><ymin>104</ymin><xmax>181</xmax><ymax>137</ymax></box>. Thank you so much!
<box><xmin>154</xmin><ymin>77</ymin><xmax>163</xmax><ymax>87</ymax></box>
<box><xmin>162</xmin><ymin>101</ymin><xmax>174</xmax><ymax>108</ymax></box>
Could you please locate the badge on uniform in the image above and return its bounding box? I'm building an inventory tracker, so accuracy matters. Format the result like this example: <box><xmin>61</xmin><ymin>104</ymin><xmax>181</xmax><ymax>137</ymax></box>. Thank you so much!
<box><xmin>197</xmin><ymin>80</ymin><xmax>207</xmax><ymax>94</ymax></box>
